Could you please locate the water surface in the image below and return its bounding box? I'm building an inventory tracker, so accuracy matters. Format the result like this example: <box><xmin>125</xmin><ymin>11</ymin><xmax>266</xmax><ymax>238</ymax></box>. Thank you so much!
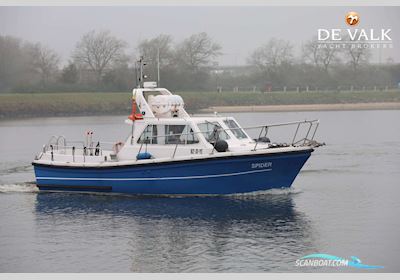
<box><xmin>0</xmin><ymin>110</ymin><xmax>399</xmax><ymax>272</ymax></box>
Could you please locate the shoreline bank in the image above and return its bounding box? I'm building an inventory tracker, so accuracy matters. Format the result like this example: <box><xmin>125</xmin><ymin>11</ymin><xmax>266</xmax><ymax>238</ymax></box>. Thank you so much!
<box><xmin>1</xmin><ymin>102</ymin><xmax>400</xmax><ymax>121</ymax></box>
<box><xmin>199</xmin><ymin>102</ymin><xmax>400</xmax><ymax>113</ymax></box>
<box><xmin>1</xmin><ymin>90</ymin><xmax>399</xmax><ymax>120</ymax></box>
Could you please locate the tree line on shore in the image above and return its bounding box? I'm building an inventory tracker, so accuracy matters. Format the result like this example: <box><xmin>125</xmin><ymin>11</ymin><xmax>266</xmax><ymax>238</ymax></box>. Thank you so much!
<box><xmin>0</xmin><ymin>31</ymin><xmax>399</xmax><ymax>93</ymax></box>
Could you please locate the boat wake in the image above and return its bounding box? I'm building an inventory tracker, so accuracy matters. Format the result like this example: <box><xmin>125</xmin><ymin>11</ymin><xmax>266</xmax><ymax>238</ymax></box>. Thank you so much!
<box><xmin>227</xmin><ymin>187</ymin><xmax>302</xmax><ymax>198</ymax></box>
<box><xmin>0</xmin><ymin>182</ymin><xmax>38</xmax><ymax>193</ymax></box>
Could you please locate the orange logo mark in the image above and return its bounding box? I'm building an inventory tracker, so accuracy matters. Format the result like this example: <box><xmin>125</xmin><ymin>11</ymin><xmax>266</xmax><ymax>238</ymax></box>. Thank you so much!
<box><xmin>346</xmin><ymin>12</ymin><xmax>360</xmax><ymax>26</ymax></box>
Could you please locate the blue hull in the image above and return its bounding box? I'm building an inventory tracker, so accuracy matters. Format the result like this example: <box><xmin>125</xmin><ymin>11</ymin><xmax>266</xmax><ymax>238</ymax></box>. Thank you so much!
<box><xmin>33</xmin><ymin>150</ymin><xmax>312</xmax><ymax>195</ymax></box>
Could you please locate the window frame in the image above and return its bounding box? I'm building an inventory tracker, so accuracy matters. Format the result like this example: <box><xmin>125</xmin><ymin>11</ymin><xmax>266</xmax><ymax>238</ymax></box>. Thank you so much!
<box><xmin>197</xmin><ymin>121</ymin><xmax>231</xmax><ymax>142</ymax></box>
<box><xmin>137</xmin><ymin>124</ymin><xmax>200</xmax><ymax>145</ymax></box>
<box><xmin>223</xmin><ymin>119</ymin><xmax>249</xmax><ymax>140</ymax></box>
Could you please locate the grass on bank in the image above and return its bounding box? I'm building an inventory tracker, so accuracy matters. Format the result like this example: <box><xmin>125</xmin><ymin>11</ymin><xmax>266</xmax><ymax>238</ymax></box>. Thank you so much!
<box><xmin>0</xmin><ymin>90</ymin><xmax>400</xmax><ymax>119</ymax></box>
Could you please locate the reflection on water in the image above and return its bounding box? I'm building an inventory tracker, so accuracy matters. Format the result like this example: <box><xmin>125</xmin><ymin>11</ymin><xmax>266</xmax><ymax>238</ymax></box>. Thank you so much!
<box><xmin>32</xmin><ymin>192</ymin><xmax>313</xmax><ymax>272</ymax></box>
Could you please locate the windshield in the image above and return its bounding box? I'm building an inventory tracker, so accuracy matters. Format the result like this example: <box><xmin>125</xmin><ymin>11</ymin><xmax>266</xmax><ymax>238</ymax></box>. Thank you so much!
<box><xmin>197</xmin><ymin>122</ymin><xmax>230</xmax><ymax>142</ymax></box>
<box><xmin>223</xmin><ymin>119</ymin><xmax>248</xmax><ymax>139</ymax></box>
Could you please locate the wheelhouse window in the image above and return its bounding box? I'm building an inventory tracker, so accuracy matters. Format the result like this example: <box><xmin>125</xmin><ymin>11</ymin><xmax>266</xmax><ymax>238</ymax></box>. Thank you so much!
<box><xmin>223</xmin><ymin>119</ymin><xmax>248</xmax><ymax>139</ymax></box>
<box><xmin>137</xmin><ymin>125</ymin><xmax>158</xmax><ymax>144</ymax></box>
<box><xmin>197</xmin><ymin>122</ymin><xmax>230</xmax><ymax>142</ymax></box>
<box><xmin>138</xmin><ymin>124</ymin><xmax>199</xmax><ymax>145</ymax></box>
<box><xmin>165</xmin><ymin>125</ymin><xmax>199</xmax><ymax>144</ymax></box>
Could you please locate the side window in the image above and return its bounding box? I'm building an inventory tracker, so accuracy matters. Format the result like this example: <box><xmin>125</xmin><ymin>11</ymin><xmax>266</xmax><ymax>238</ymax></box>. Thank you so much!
<box><xmin>223</xmin><ymin>119</ymin><xmax>248</xmax><ymax>139</ymax></box>
<box><xmin>137</xmin><ymin>125</ymin><xmax>158</xmax><ymax>144</ymax></box>
<box><xmin>183</xmin><ymin>125</ymin><xmax>199</xmax><ymax>144</ymax></box>
<box><xmin>198</xmin><ymin>122</ymin><xmax>230</xmax><ymax>142</ymax></box>
<box><xmin>165</xmin><ymin>125</ymin><xmax>199</xmax><ymax>145</ymax></box>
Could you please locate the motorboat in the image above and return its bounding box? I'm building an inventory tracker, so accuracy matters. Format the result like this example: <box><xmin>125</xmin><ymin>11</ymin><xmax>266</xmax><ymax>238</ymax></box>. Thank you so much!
<box><xmin>32</xmin><ymin>59</ymin><xmax>323</xmax><ymax>195</ymax></box>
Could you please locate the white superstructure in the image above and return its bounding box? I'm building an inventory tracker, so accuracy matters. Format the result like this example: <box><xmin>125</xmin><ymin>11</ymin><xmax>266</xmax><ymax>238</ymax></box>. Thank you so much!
<box><xmin>34</xmin><ymin>84</ymin><xmax>321</xmax><ymax>167</ymax></box>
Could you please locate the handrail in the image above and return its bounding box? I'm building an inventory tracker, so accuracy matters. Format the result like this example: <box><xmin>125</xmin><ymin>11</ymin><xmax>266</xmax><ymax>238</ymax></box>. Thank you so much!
<box><xmin>133</xmin><ymin>119</ymin><xmax>320</xmax><ymax>158</ymax></box>
<box><xmin>46</xmin><ymin>135</ymin><xmax>58</xmax><ymax>146</ymax></box>
<box><xmin>44</xmin><ymin>120</ymin><xmax>318</xmax><ymax>149</ymax></box>
<box><xmin>39</xmin><ymin>119</ymin><xmax>321</xmax><ymax>162</ymax></box>
<box><xmin>135</xmin><ymin>119</ymin><xmax>319</xmax><ymax>144</ymax></box>
<box><xmin>41</xmin><ymin>144</ymin><xmax>106</xmax><ymax>161</ymax></box>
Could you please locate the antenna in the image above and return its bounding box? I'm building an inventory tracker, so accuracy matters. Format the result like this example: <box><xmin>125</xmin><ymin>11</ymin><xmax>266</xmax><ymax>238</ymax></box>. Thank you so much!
<box><xmin>157</xmin><ymin>47</ymin><xmax>160</xmax><ymax>87</ymax></box>
<box><xmin>136</xmin><ymin>56</ymin><xmax>147</xmax><ymax>88</ymax></box>
<box><xmin>135</xmin><ymin>60</ymin><xmax>139</xmax><ymax>87</ymax></box>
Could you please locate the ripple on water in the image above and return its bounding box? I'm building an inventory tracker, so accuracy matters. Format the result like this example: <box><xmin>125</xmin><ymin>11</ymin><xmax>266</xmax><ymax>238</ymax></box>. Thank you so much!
<box><xmin>0</xmin><ymin>164</ymin><xmax>33</xmax><ymax>176</ymax></box>
<box><xmin>0</xmin><ymin>182</ymin><xmax>300</xmax><ymax>197</ymax></box>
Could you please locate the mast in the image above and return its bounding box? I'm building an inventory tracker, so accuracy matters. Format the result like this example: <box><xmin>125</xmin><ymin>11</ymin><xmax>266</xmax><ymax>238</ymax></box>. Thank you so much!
<box><xmin>157</xmin><ymin>47</ymin><xmax>160</xmax><ymax>87</ymax></box>
<box><xmin>130</xmin><ymin>57</ymin><xmax>145</xmax><ymax>122</ymax></box>
<box><xmin>136</xmin><ymin>56</ymin><xmax>146</xmax><ymax>88</ymax></box>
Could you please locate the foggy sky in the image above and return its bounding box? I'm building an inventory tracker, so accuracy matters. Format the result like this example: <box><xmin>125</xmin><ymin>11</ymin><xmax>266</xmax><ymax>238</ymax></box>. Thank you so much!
<box><xmin>0</xmin><ymin>6</ymin><xmax>399</xmax><ymax>65</ymax></box>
